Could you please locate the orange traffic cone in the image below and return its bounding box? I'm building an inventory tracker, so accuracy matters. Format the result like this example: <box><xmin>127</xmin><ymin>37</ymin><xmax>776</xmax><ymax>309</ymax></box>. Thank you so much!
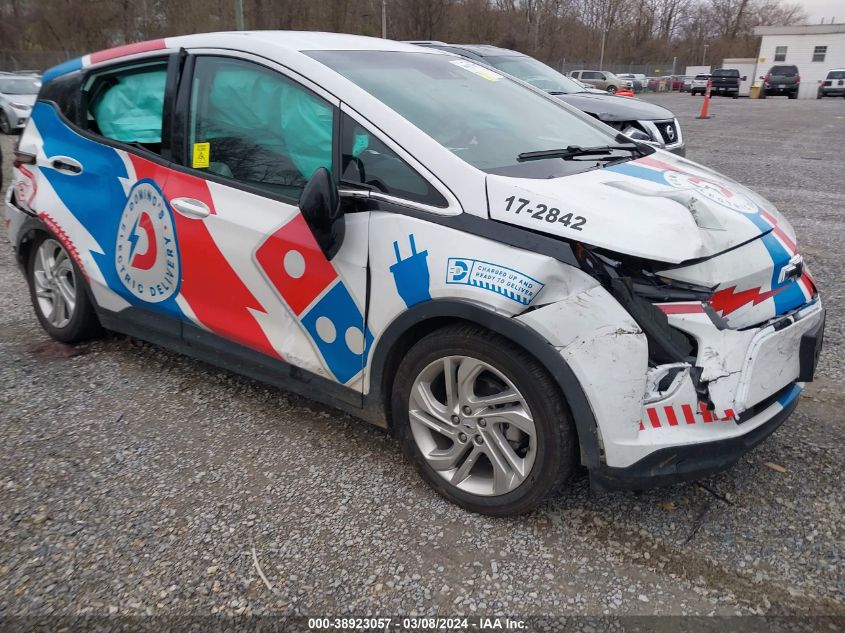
<box><xmin>697</xmin><ymin>79</ymin><xmax>713</xmax><ymax>119</ymax></box>
<box><xmin>616</xmin><ymin>87</ymin><xmax>635</xmax><ymax>97</ymax></box>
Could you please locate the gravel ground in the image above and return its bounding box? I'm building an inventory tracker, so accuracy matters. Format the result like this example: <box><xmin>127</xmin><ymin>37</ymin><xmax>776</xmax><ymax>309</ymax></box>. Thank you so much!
<box><xmin>1</xmin><ymin>94</ymin><xmax>844</xmax><ymax>623</ymax></box>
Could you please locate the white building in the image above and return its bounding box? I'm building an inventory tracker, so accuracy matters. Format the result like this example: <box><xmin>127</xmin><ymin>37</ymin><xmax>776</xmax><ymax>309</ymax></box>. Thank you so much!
<box><xmin>753</xmin><ymin>23</ymin><xmax>845</xmax><ymax>99</ymax></box>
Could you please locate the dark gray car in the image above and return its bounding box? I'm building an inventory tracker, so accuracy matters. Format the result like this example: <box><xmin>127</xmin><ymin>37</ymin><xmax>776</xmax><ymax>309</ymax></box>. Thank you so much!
<box><xmin>410</xmin><ymin>43</ymin><xmax>684</xmax><ymax>155</ymax></box>
<box><xmin>762</xmin><ymin>65</ymin><xmax>800</xmax><ymax>99</ymax></box>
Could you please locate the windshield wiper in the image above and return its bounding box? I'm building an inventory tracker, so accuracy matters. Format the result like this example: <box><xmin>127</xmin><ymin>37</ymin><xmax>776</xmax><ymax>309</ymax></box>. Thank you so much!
<box><xmin>517</xmin><ymin>142</ymin><xmax>643</xmax><ymax>163</ymax></box>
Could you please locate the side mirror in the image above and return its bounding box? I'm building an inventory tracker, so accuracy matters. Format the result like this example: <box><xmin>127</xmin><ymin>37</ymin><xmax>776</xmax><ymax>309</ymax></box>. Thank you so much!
<box><xmin>299</xmin><ymin>167</ymin><xmax>345</xmax><ymax>260</ymax></box>
<box><xmin>741</xmin><ymin>76</ymin><xmax>747</xmax><ymax>81</ymax></box>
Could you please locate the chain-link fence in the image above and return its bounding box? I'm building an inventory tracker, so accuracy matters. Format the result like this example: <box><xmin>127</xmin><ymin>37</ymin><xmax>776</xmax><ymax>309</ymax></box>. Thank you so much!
<box><xmin>556</xmin><ymin>60</ymin><xmax>692</xmax><ymax>92</ymax></box>
<box><xmin>558</xmin><ymin>61</ymin><xmax>682</xmax><ymax>76</ymax></box>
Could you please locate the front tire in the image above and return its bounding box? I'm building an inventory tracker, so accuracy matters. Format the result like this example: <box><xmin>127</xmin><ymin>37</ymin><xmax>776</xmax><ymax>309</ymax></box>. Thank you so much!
<box><xmin>27</xmin><ymin>233</ymin><xmax>102</xmax><ymax>343</ymax></box>
<box><xmin>606</xmin><ymin>85</ymin><xmax>617</xmax><ymax>94</ymax></box>
<box><xmin>392</xmin><ymin>325</ymin><xmax>578</xmax><ymax>516</ymax></box>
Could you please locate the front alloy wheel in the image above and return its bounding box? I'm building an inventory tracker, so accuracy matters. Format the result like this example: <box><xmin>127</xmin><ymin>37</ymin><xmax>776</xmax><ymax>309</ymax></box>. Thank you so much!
<box><xmin>394</xmin><ymin>325</ymin><xmax>577</xmax><ymax>515</ymax></box>
<box><xmin>409</xmin><ymin>355</ymin><xmax>537</xmax><ymax>497</ymax></box>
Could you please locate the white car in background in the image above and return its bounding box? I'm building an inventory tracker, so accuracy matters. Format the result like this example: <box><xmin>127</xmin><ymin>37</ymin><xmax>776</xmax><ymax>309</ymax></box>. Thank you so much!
<box><xmin>0</xmin><ymin>73</ymin><xmax>40</xmax><ymax>134</ymax></box>
<box><xmin>6</xmin><ymin>32</ymin><xmax>824</xmax><ymax>515</ymax></box>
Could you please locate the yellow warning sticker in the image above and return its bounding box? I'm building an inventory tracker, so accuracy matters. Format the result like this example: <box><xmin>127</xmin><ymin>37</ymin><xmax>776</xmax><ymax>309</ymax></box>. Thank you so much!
<box><xmin>192</xmin><ymin>142</ymin><xmax>210</xmax><ymax>169</ymax></box>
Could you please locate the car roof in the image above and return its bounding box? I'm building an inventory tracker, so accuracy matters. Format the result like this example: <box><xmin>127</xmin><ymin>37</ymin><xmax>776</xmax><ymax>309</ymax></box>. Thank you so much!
<box><xmin>185</xmin><ymin>30</ymin><xmax>427</xmax><ymax>53</ymax></box>
<box><xmin>42</xmin><ymin>31</ymin><xmax>448</xmax><ymax>84</ymax></box>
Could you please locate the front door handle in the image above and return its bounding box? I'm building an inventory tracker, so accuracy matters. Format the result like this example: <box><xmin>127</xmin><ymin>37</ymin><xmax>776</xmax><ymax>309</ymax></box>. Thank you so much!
<box><xmin>49</xmin><ymin>156</ymin><xmax>83</xmax><ymax>175</ymax></box>
<box><xmin>171</xmin><ymin>197</ymin><xmax>210</xmax><ymax>219</ymax></box>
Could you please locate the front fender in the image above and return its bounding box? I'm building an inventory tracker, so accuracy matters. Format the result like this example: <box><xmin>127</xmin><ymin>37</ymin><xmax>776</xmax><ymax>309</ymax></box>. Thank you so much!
<box><xmin>516</xmin><ymin>286</ymin><xmax>650</xmax><ymax>469</ymax></box>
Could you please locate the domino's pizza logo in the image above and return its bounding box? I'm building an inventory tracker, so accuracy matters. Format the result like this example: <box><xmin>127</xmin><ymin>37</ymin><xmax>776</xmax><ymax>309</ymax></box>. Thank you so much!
<box><xmin>115</xmin><ymin>180</ymin><xmax>180</xmax><ymax>303</ymax></box>
<box><xmin>664</xmin><ymin>171</ymin><xmax>758</xmax><ymax>214</ymax></box>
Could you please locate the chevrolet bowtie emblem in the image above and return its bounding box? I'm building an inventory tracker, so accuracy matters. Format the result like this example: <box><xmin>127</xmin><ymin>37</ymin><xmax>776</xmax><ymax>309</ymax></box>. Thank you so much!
<box><xmin>778</xmin><ymin>254</ymin><xmax>804</xmax><ymax>284</ymax></box>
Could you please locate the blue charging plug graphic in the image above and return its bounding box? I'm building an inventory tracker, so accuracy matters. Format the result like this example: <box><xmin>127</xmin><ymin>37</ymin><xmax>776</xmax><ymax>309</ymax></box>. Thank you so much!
<box><xmin>389</xmin><ymin>234</ymin><xmax>431</xmax><ymax>308</ymax></box>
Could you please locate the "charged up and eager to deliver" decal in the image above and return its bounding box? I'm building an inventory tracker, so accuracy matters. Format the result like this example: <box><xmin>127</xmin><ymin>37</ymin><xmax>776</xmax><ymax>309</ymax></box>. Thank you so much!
<box><xmin>446</xmin><ymin>258</ymin><xmax>543</xmax><ymax>305</ymax></box>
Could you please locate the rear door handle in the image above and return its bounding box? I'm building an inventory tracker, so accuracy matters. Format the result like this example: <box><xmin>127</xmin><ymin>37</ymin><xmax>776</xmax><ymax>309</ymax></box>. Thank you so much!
<box><xmin>49</xmin><ymin>156</ymin><xmax>83</xmax><ymax>175</ymax></box>
<box><xmin>171</xmin><ymin>197</ymin><xmax>210</xmax><ymax>219</ymax></box>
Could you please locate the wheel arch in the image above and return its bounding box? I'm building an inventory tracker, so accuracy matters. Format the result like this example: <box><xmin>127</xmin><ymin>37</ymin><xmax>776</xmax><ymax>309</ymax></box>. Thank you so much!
<box><xmin>14</xmin><ymin>215</ymin><xmax>50</xmax><ymax>271</ymax></box>
<box><xmin>363</xmin><ymin>299</ymin><xmax>602</xmax><ymax>470</ymax></box>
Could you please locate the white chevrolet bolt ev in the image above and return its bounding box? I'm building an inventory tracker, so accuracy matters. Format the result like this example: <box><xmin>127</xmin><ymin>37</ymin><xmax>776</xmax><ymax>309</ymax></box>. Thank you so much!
<box><xmin>5</xmin><ymin>32</ymin><xmax>824</xmax><ymax>515</ymax></box>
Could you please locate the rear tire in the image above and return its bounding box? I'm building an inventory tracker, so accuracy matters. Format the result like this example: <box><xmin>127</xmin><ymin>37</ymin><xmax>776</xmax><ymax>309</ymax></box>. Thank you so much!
<box><xmin>788</xmin><ymin>90</ymin><xmax>798</xmax><ymax>99</ymax></box>
<box><xmin>26</xmin><ymin>233</ymin><xmax>103</xmax><ymax>344</ymax></box>
<box><xmin>392</xmin><ymin>325</ymin><xmax>578</xmax><ymax>516</ymax></box>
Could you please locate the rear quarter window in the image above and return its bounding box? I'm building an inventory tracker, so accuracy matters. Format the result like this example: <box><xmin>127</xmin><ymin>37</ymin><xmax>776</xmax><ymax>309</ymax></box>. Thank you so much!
<box><xmin>38</xmin><ymin>72</ymin><xmax>84</xmax><ymax>125</ymax></box>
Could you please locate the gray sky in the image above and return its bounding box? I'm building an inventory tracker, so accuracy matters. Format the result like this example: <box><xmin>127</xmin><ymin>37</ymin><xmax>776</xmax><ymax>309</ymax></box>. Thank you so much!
<box><xmin>798</xmin><ymin>0</ymin><xmax>841</xmax><ymax>23</ymax></box>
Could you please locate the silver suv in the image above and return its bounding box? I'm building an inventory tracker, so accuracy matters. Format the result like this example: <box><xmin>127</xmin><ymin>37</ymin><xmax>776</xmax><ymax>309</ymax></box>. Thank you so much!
<box><xmin>569</xmin><ymin>70</ymin><xmax>632</xmax><ymax>94</ymax></box>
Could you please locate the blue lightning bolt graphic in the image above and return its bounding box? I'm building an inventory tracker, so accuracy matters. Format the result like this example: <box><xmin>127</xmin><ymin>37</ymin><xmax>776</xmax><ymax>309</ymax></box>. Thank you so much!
<box><xmin>127</xmin><ymin>215</ymin><xmax>141</xmax><ymax>261</ymax></box>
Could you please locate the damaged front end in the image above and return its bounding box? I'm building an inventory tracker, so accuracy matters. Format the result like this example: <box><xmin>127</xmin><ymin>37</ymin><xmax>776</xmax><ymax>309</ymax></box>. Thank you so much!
<box><xmin>528</xmin><ymin>239</ymin><xmax>824</xmax><ymax>489</ymax></box>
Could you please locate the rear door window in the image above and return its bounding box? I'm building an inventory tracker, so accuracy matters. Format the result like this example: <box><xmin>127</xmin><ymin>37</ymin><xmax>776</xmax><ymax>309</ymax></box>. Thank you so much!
<box><xmin>85</xmin><ymin>61</ymin><xmax>168</xmax><ymax>153</ymax></box>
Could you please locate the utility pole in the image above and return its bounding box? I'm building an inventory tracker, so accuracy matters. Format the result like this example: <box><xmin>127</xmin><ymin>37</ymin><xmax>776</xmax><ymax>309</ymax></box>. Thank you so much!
<box><xmin>702</xmin><ymin>43</ymin><xmax>709</xmax><ymax>65</ymax></box>
<box><xmin>599</xmin><ymin>28</ymin><xmax>606</xmax><ymax>70</ymax></box>
<box><xmin>234</xmin><ymin>0</ymin><xmax>245</xmax><ymax>30</ymax></box>
<box><xmin>381</xmin><ymin>0</ymin><xmax>387</xmax><ymax>39</ymax></box>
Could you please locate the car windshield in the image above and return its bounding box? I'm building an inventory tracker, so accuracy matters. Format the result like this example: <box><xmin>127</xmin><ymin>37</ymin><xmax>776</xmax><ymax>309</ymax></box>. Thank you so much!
<box><xmin>713</xmin><ymin>69</ymin><xmax>738</xmax><ymax>77</ymax></box>
<box><xmin>309</xmin><ymin>50</ymin><xmax>620</xmax><ymax>178</ymax></box>
<box><xmin>770</xmin><ymin>66</ymin><xmax>797</xmax><ymax>76</ymax></box>
<box><xmin>695</xmin><ymin>74</ymin><xmax>710</xmax><ymax>80</ymax></box>
<box><xmin>480</xmin><ymin>55</ymin><xmax>584</xmax><ymax>94</ymax></box>
<box><xmin>0</xmin><ymin>77</ymin><xmax>40</xmax><ymax>95</ymax></box>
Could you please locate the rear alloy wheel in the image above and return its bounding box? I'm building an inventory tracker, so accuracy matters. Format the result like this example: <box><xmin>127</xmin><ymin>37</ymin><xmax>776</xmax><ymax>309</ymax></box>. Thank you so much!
<box><xmin>27</xmin><ymin>234</ymin><xmax>102</xmax><ymax>343</ymax></box>
<box><xmin>0</xmin><ymin>111</ymin><xmax>11</xmax><ymax>135</ymax></box>
<box><xmin>393</xmin><ymin>325</ymin><xmax>577</xmax><ymax>515</ymax></box>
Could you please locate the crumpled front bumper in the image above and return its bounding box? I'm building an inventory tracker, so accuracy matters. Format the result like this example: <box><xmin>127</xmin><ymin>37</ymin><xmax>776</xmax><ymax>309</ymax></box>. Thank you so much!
<box><xmin>589</xmin><ymin>381</ymin><xmax>802</xmax><ymax>491</ymax></box>
<box><xmin>517</xmin><ymin>280</ymin><xmax>824</xmax><ymax>490</ymax></box>
<box><xmin>600</xmin><ymin>300</ymin><xmax>824</xmax><ymax>489</ymax></box>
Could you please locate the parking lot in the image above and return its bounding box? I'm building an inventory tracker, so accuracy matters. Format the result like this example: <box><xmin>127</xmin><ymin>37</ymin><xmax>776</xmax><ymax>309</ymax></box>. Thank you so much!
<box><xmin>1</xmin><ymin>93</ymin><xmax>844</xmax><ymax>620</ymax></box>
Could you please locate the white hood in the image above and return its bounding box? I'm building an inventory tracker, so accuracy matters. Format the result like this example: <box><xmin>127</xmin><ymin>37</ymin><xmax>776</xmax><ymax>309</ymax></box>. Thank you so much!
<box><xmin>486</xmin><ymin>150</ymin><xmax>794</xmax><ymax>264</ymax></box>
